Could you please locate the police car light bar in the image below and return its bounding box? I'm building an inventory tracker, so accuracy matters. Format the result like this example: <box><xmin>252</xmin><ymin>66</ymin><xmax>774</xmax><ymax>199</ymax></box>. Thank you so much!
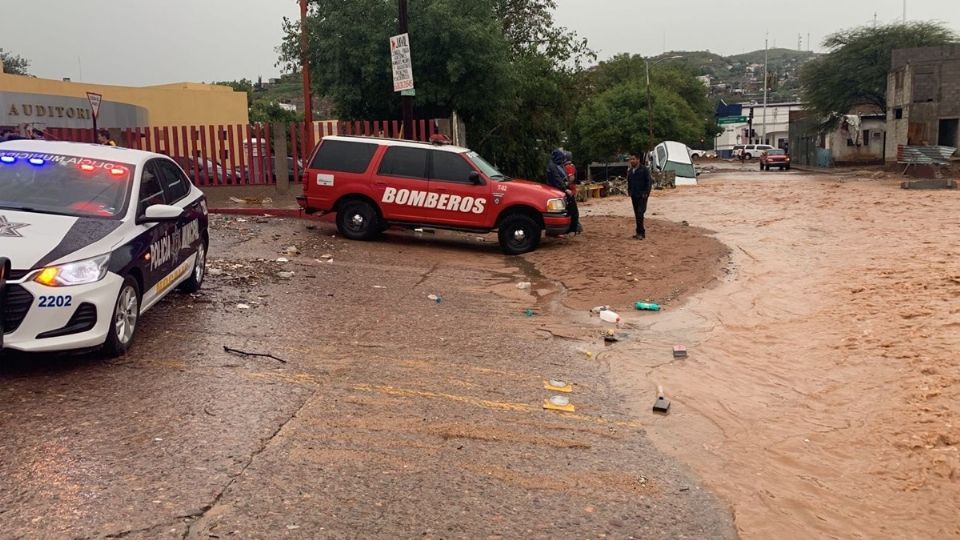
<box><xmin>28</xmin><ymin>158</ymin><xmax>45</xmax><ymax>166</ymax></box>
<box><xmin>0</xmin><ymin>156</ymin><xmax>15</xmax><ymax>164</ymax></box>
<box><xmin>80</xmin><ymin>163</ymin><xmax>96</xmax><ymax>171</ymax></box>
<box><xmin>110</xmin><ymin>167</ymin><xmax>127</xmax><ymax>176</ymax></box>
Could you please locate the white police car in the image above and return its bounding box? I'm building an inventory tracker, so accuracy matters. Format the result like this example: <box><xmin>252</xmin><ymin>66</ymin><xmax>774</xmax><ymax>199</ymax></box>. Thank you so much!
<box><xmin>0</xmin><ymin>140</ymin><xmax>208</xmax><ymax>356</ymax></box>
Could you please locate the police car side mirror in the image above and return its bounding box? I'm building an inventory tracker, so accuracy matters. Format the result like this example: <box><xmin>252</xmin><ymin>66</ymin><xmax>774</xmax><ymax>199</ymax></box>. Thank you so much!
<box><xmin>138</xmin><ymin>204</ymin><xmax>184</xmax><ymax>224</ymax></box>
<box><xmin>469</xmin><ymin>171</ymin><xmax>483</xmax><ymax>185</ymax></box>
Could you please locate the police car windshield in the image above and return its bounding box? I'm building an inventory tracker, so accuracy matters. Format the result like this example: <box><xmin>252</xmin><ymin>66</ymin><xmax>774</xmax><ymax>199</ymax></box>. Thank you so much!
<box><xmin>466</xmin><ymin>151</ymin><xmax>508</xmax><ymax>181</ymax></box>
<box><xmin>0</xmin><ymin>153</ymin><xmax>133</xmax><ymax>219</ymax></box>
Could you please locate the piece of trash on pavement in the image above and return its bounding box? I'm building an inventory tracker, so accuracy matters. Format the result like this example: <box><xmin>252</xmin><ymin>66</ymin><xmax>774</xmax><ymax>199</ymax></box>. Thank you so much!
<box><xmin>673</xmin><ymin>344</ymin><xmax>688</xmax><ymax>358</ymax></box>
<box><xmin>427</xmin><ymin>294</ymin><xmax>442</xmax><ymax>303</ymax></box>
<box><xmin>373</xmin><ymin>285</ymin><xmax>387</xmax><ymax>289</ymax></box>
<box><xmin>320</xmin><ymin>254</ymin><xmax>333</xmax><ymax>259</ymax></box>
<box><xmin>276</xmin><ymin>257</ymin><xmax>289</xmax><ymax>264</ymax></box>
<box><xmin>277</xmin><ymin>271</ymin><xmax>295</xmax><ymax>279</ymax></box>
<box><xmin>590</xmin><ymin>305</ymin><xmax>611</xmax><ymax>314</ymax></box>
<box><xmin>599</xmin><ymin>309</ymin><xmax>621</xmax><ymax>324</ymax></box>
<box><xmin>635</xmin><ymin>302</ymin><xmax>661</xmax><ymax>311</ymax></box>
<box><xmin>653</xmin><ymin>385</ymin><xmax>671</xmax><ymax>414</ymax></box>
<box><xmin>544</xmin><ymin>380</ymin><xmax>573</xmax><ymax>393</ymax></box>
<box><xmin>524</xmin><ymin>308</ymin><xmax>535</xmax><ymax>317</ymax></box>
<box><xmin>223</xmin><ymin>346</ymin><xmax>287</xmax><ymax>364</ymax></box>
<box><xmin>285</xmin><ymin>246</ymin><xmax>300</xmax><ymax>255</ymax></box>
<box><xmin>576</xmin><ymin>347</ymin><xmax>594</xmax><ymax>358</ymax></box>
<box><xmin>229</xmin><ymin>197</ymin><xmax>245</xmax><ymax>204</ymax></box>
<box><xmin>236</xmin><ymin>303</ymin><xmax>251</xmax><ymax>310</ymax></box>
<box><xmin>516</xmin><ymin>282</ymin><xmax>532</xmax><ymax>290</ymax></box>
<box><xmin>544</xmin><ymin>394</ymin><xmax>575</xmax><ymax>412</ymax></box>
<box><xmin>208</xmin><ymin>268</ymin><xmax>224</xmax><ymax>276</ymax></box>
<box><xmin>236</xmin><ymin>218</ymin><xmax>248</xmax><ymax>223</ymax></box>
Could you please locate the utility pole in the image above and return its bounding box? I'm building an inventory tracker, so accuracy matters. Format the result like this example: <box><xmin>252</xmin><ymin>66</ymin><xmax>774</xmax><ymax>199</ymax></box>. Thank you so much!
<box><xmin>399</xmin><ymin>0</ymin><xmax>415</xmax><ymax>140</ymax></box>
<box><xmin>299</xmin><ymin>0</ymin><xmax>314</xmax><ymax>149</ymax></box>
<box><xmin>761</xmin><ymin>34</ymin><xmax>768</xmax><ymax>145</ymax></box>
<box><xmin>645</xmin><ymin>59</ymin><xmax>654</xmax><ymax>155</ymax></box>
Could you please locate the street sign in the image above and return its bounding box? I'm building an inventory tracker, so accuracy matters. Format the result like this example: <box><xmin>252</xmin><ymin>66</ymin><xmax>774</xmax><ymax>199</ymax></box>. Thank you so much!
<box><xmin>390</xmin><ymin>33</ymin><xmax>414</xmax><ymax>92</ymax></box>
<box><xmin>86</xmin><ymin>92</ymin><xmax>103</xmax><ymax>119</ymax></box>
<box><xmin>717</xmin><ymin>116</ymin><xmax>748</xmax><ymax>125</ymax></box>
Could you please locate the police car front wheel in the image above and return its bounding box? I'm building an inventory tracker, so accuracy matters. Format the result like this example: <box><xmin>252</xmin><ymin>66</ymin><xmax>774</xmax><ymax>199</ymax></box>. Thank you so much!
<box><xmin>103</xmin><ymin>276</ymin><xmax>140</xmax><ymax>357</ymax></box>
<box><xmin>179</xmin><ymin>241</ymin><xmax>207</xmax><ymax>293</ymax></box>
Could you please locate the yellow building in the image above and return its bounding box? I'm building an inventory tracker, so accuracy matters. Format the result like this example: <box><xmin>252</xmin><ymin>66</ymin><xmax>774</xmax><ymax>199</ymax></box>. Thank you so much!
<box><xmin>0</xmin><ymin>73</ymin><xmax>248</xmax><ymax>130</ymax></box>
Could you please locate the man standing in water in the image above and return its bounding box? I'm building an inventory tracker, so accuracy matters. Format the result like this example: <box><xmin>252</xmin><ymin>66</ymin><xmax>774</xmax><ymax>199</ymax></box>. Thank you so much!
<box><xmin>626</xmin><ymin>152</ymin><xmax>652</xmax><ymax>240</ymax></box>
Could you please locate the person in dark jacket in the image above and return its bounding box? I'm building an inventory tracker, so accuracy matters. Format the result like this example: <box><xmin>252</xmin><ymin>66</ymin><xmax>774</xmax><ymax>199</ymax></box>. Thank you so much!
<box><xmin>545</xmin><ymin>148</ymin><xmax>581</xmax><ymax>235</ymax></box>
<box><xmin>626</xmin><ymin>152</ymin><xmax>653</xmax><ymax>240</ymax></box>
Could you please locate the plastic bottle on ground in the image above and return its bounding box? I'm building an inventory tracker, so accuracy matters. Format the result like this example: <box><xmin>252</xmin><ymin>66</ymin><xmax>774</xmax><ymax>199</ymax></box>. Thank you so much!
<box><xmin>635</xmin><ymin>302</ymin><xmax>661</xmax><ymax>311</ymax></box>
<box><xmin>599</xmin><ymin>310</ymin><xmax>621</xmax><ymax>324</ymax></box>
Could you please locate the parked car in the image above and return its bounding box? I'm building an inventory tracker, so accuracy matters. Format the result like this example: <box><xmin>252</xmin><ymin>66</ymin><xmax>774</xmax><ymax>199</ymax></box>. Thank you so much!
<box><xmin>650</xmin><ymin>141</ymin><xmax>698</xmax><ymax>186</ymax></box>
<box><xmin>689</xmin><ymin>149</ymin><xmax>716</xmax><ymax>159</ymax></box>
<box><xmin>298</xmin><ymin>136</ymin><xmax>570</xmax><ymax>254</ymax></box>
<box><xmin>172</xmin><ymin>156</ymin><xmax>242</xmax><ymax>185</ymax></box>
<box><xmin>0</xmin><ymin>140</ymin><xmax>208</xmax><ymax>356</ymax></box>
<box><xmin>742</xmin><ymin>144</ymin><xmax>774</xmax><ymax>160</ymax></box>
<box><xmin>760</xmin><ymin>149</ymin><xmax>791</xmax><ymax>171</ymax></box>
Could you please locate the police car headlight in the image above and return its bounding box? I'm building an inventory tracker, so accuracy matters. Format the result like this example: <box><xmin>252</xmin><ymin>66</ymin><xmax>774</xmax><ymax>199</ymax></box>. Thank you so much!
<box><xmin>547</xmin><ymin>198</ymin><xmax>566</xmax><ymax>212</ymax></box>
<box><xmin>34</xmin><ymin>254</ymin><xmax>110</xmax><ymax>287</ymax></box>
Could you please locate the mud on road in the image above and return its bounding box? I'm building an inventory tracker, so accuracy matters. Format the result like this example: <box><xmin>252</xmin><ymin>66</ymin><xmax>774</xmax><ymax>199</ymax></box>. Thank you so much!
<box><xmin>0</xmin><ymin>213</ymin><xmax>733</xmax><ymax>538</ymax></box>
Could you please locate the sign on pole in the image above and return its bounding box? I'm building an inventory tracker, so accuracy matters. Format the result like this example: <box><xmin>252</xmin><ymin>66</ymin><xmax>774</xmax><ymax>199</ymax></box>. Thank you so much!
<box><xmin>390</xmin><ymin>33</ymin><xmax>414</xmax><ymax>92</ymax></box>
<box><xmin>717</xmin><ymin>116</ymin><xmax>748</xmax><ymax>125</ymax></box>
<box><xmin>86</xmin><ymin>92</ymin><xmax>103</xmax><ymax>119</ymax></box>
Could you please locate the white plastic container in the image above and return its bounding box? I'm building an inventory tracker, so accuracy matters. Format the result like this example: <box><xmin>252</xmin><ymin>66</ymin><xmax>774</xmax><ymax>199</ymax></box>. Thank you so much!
<box><xmin>599</xmin><ymin>309</ymin><xmax>621</xmax><ymax>324</ymax></box>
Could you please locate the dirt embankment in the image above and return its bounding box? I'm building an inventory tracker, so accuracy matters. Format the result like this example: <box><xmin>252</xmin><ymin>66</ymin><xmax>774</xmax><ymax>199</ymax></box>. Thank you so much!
<box><xmin>524</xmin><ymin>206</ymin><xmax>730</xmax><ymax>312</ymax></box>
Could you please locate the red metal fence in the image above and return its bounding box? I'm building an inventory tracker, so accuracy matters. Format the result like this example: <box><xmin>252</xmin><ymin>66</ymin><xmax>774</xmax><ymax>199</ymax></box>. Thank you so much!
<box><xmin>46</xmin><ymin>119</ymin><xmax>440</xmax><ymax>187</ymax></box>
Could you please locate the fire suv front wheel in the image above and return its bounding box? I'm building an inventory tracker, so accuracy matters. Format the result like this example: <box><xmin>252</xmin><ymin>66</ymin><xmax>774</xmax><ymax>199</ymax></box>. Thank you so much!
<box><xmin>337</xmin><ymin>200</ymin><xmax>381</xmax><ymax>241</ymax></box>
<box><xmin>498</xmin><ymin>214</ymin><xmax>542</xmax><ymax>255</ymax></box>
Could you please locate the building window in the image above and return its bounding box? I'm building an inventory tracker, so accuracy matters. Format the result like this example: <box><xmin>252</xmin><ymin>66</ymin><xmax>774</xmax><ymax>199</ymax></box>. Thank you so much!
<box><xmin>863</xmin><ymin>130</ymin><xmax>870</xmax><ymax>146</ymax></box>
<box><xmin>895</xmin><ymin>108</ymin><xmax>904</xmax><ymax>120</ymax></box>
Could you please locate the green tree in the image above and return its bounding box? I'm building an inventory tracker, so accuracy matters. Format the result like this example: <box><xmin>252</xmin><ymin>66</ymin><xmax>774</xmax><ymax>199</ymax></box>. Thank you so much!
<box><xmin>213</xmin><ymin>78</ymin><xmax>255</xmax><ymax>107</ymax></box>
<box><xmin>278</xmin><ymin>0</ymin><xmax>591</xmax><ymax>179</ymax></box>
<box><xmin>570</xmin><ymin>82</ymin><xmax>703</xmax><ymax>165</ymax></box>
<box><xmin>569</xmin><ymin>54</ymin><xmax>719</xmax><ymax>163</ymax></box>
<box><xmin>249</xmin><ymin>100</ymin><xmax>301</xmax><ymax>124</ymax></box>
<box><xmin>1</xmin><ymin>48</ymin><xmax>29</xmax><ymax>75</ymax></box>
<box><xmin>800</xmin><ymin>22</ymin><xmax>957</xmax><ymax>126</ymax></box>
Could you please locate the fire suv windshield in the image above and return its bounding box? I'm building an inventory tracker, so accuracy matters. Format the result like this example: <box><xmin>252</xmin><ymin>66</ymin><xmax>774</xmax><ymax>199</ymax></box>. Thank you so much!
<box><xmin>466</xmin><ymin>151</ymin><xmax>508</xmax><ymax>181</ymax></box>
<box><xmin>0</xmin><ymin>153</ymin><xmax>133</xmax><ymax>219</ymax></box>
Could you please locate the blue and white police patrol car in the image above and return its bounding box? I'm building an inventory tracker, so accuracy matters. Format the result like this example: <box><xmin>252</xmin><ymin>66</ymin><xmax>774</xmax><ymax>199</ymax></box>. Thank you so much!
<box><xmin>0</xmin><ymin>140</ymin><xmax>208</xmax><ymax>356</ymax></box>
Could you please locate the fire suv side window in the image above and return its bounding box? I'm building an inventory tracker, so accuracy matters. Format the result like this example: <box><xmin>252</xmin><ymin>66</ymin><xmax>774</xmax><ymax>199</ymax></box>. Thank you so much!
<box><xmin>310</xmin><ymin>140</ymin><xmax>377</xmax><ymax>173</ymax></box>
<box><xmin>378</xmin><ymin>147</ymin><xmax>428</xmax><ymax>179</ymax></box>
<box><xmin>138</xmin><ymin>162</ymin><xmax>166</xmax><ymax>216</ymax></box>
<box><xmin>430</xmin><ymin>151</ymin><xmax>475</xmax><ymax>184</ymax></box>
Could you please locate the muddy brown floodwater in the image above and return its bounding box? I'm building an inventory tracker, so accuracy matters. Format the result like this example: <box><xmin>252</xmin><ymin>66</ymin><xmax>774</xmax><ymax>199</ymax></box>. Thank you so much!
<box><xmin>562</xmin><ymin>170</ymin><xmax>960</xmax><ymax>538</ymax></box>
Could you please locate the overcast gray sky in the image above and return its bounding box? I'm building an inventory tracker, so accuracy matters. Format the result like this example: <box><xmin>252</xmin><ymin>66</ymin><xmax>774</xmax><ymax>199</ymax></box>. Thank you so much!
<box><xmin>3</xmin><ymin>0</ymin><xmax>958</xmax><ymax>86</ymax></box>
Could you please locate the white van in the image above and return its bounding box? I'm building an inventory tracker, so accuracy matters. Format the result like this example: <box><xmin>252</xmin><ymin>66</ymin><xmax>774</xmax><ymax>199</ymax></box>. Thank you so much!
<box><xmin>650</xmin><ymin>141</ymin><xmax>697</xmax><ymax>186</ymax></box>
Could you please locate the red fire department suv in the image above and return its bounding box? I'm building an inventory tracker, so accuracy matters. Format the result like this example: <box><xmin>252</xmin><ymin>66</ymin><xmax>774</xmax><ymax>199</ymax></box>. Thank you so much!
<box><xmin>298</xmin><ymin>136</ymin><xmax>570</xmax><ymax>254</ymax></box>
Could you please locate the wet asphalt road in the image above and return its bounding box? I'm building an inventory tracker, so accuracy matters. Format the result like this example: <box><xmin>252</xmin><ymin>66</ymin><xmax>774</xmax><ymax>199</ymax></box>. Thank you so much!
<box><xmin>0</xmin><ymin>216</ymin><xmax>734</xmax><ymax>539</ymax></box>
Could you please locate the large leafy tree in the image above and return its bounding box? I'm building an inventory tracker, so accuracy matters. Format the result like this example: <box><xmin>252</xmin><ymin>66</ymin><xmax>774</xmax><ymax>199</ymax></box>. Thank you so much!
<box><xmin>278</xmin><ymin>0</ymin><xmax>590</xmax><ymax>179</ymax></box>
<box><xmin>569</xmin><ymin>53</ymin><xmax>719</xmax><ymax>164</ymax></box>
<box><xmin>1</xmin><ymin>48</ymin><xmax>29</xmax><ymax>75</ymax></box>
<box><xmin>800</xmin><ymin>22</ymin><xmax>957</xmax><ymax>125</ymax></box>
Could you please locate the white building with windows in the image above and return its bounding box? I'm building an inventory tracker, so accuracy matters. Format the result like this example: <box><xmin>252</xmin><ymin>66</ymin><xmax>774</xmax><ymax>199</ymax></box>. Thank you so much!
<box><xmin>716</xmin><ymin>102</ymin><xmax>805</xmax><ymax>156</ymax></box>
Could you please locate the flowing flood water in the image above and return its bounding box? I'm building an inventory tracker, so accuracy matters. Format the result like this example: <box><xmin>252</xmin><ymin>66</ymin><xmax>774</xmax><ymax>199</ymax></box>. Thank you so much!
<box><xmin>590</xmin><ymin>172</ymin><xmax>960</xmax><ymax>538</ymax></box>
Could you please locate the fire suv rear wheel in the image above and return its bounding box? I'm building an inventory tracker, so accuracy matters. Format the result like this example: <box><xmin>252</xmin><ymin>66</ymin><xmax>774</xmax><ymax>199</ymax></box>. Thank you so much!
<box><xmin>337</xmin><ymin>200</ymin><xmax>380</xmax><ymax>241</ymax></box>
<box><xmin>498</xmin><ymin>214</ymin><xmax>542</xmax><ymax>255</ymax></box>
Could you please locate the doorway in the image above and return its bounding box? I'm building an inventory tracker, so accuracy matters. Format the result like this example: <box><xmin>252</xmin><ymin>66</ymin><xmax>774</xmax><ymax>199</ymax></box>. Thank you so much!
<box><xmin>939</xmin><ymin>118</ymin><xmax>959</xmax><ymax>147</ymax></box>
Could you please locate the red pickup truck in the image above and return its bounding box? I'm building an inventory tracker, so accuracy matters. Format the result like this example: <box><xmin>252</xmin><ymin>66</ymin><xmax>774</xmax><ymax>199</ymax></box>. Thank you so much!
<box><xmin>297</xmin><ymin>136</ymin><xmax>571</xmax><ymax>254</ymax></box>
